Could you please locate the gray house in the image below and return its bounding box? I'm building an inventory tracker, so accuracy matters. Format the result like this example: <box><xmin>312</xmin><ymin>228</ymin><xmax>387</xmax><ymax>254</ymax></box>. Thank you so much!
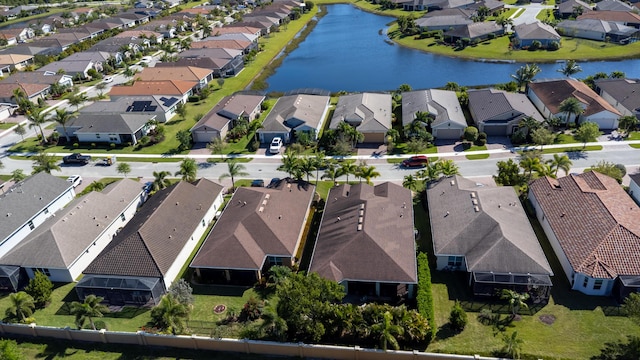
<box><xmin>595</xmin><ymin>78</ymin><xmax>640</xmax><ymax>119</ymax></box>
<box><xmin>309</xmin><ymin>183</ymin><xmax>417</xmax><ymax>301</ymax></box>
<box><xmin>427</xmin><ymin>175</ymin><xmax>553</xmax><ymax>301</ymax></box>
<box><xmin>80</xmin><ymin>96</ymin><xmax>180</xmax><ymax>123</ymax></box>
<box><xmin>257</xmin><ymin>94</ymin><xmax>330</xmax><ymax>144</ymax></box>
<box><xmin>513</xmin><ymin>22</ymin><xmax>561</xmax><ymax>48</ymax></box>
<box><xmin>330</xmin><ymin>93</ymin><xmax>392</xmax><ymax>143</ymax></box>
<box><xmin>57</xmin><ymin>113</ymin><xmax>155</xmax><ymax>145</ymax></box>
<box><xmin>402</xmin><ymin>89</ymin><xmax>467</xmax><ymax>140</ymax></box>
<box><xmin>192</xmin><ymin>93</ymin><xmax>265</xmax><ymax>143</ymax></box>
<box><xmin>467</xmin><ymin>88</ymin><xmax>544</xmax><ymax>136</ymax></box>
<box><xmin>556</xmin><ymin>19</ymin><xmax>639</xmax><ymax>43</ymax></box>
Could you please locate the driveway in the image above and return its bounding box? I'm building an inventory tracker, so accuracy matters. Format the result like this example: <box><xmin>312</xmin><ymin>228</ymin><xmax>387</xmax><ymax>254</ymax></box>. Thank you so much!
<box><xmin>509</xmin><ymin>3</ymin><xmax>556</xmax><ymax>26</ymax></box>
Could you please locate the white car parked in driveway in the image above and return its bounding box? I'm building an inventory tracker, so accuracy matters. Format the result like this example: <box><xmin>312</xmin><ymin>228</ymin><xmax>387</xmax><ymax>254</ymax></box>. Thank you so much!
<box><xmin>66</xmin><ymin>175</ymin><xmax>82</xmax><ymax>188</ymax></box>
<box><xmin>269</xmin><ymin>137</ymin><xmax>283</xmax><ymax>154</ymax></box>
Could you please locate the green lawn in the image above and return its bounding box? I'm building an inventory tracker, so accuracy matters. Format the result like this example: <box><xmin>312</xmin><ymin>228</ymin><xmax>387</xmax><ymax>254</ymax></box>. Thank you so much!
<box><xmin>627</xmin><ymin>131</ymin><xmax>640</xmax><ymax>140</ymax></box>
<box><xmin>390</xmin><ymin>26</ymin><xmax>640</xmax><ymax>61</ymax></box>
<box><xmin>464</xmin><ymin>145</ymin><xmax>490</xmax><ymax>159</ymax></box>
<box><xmin>540</xmin><ymin>145</ymin><xmax>602</xmax><ymax>154</ymax></box>
<box><xmin>393</xmin><ymin>143</ymin><xmax>439</xmax><ymax>155</ymax></box>
<box><xmin>555</xmin><ymin>133</ymin><xmax>579</xmax><ymax>144</ymax></box>
<box><xmin>0</xmin><ymin>122</ymin><xmax>14</xmax><ymax>130</ymax></box>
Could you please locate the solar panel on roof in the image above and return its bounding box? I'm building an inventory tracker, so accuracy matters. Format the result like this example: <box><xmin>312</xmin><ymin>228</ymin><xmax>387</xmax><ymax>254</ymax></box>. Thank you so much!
<box><xmin>129</xmin><ymin>101</ymin><xmax>154</xmax><ymax>112</ymax></box>
<box><xmin>159</xmin><ymin>97</ymin><xmax>179</xmax><ymax>107</ymax></box>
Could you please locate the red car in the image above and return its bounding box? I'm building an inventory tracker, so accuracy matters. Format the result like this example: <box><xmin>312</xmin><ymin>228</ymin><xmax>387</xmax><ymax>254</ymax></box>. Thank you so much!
<box><xmin>401</xmin><ymin>155</ymin><xmax>429</xmax><ymax>168</ymax></box>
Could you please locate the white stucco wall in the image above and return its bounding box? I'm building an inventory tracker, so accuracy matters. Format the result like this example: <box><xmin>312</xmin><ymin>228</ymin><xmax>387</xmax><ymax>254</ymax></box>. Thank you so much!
<box><xmin>599</xmin><ymin>90</ymin><xmax>634</xmax><ymax>117</ymax></box>
<box><xmin>630</xmin><ymin>178</ymin><xmax>640</xmax><ymax>205</ymax></box>
<box><xmin>584</xmin><ymin>111</ymin><xmax>619</xmax><ymax>130</ymax></box>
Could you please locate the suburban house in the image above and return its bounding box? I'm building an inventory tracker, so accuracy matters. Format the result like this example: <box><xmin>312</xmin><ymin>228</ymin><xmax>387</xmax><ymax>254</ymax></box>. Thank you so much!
<box><xmin>330</xmin><ymin>92</ymin><xmax>392</xmax><ymax>143</ymax></box>
<box><xmin>81</xmin><ymin>96</ymin><xmax>180</xmax><ymax>123</ymax></box>
<box><xmin>76</xmin><ymin>179</ymin><xmax>225</xmax><ymax>306</ymax></box>
<box><xmin>0</xmin><ymin>53</ymin><xmax>32</xmax><ymax>73</ymax></box>
<box><xmin>629</xmin><ymin>173</ymin><xmax>640</xmax><ymax>205</ymax></box>
<box><xmin>0</xmin><ymin>179</ymin><xmax>145</xmax><ymax>291</ymax></box>
<box><xmin>211</xmin><ymin>26</ymin><xmax>262</xmax><ymax>38</ymax></box>
<box><xmin>401</xmin><ymin>0</ymin><xmax>474</xmax><ymax>11</ymax></box>
<box><xmin>56</xmin><ymin>113</ymin><xmax>156</xmax><ymax>145</ymax></box>
<box><xmin>136</xmin><ymin>66</ymin><xmax>214</xmax><ymax>89</ymax></box>
<box><xmin>39</xmin><ymin>50</ymin><xmax>118</xmax><ymax>78</ymax></box>
<box><xmin>427</xmin><ymin>176</ymin><xmax>553</xmax><ymax>301</ymax></box>
<box><xmin>415</xmin><ymin>13</ymin><xmax>473</xmax><ymax>31</ymax></box>
<box><xmin>595</xmin><ymin>0</ymin><xmax>639</xmax><ymax>12</ymax></box>
<box><xmin>109</xmin><ymin>80</ymin><xmax>196</xmax><ymax>104</ymax></box>
<box><xmin>594</xmin><ymin>78</ymin><xmax>640</xmax><ymax>118</ymax></box>
<box><xmin>0</xmin><ymin>32</ymin><xmax>17</xmax><ymax>46</ymax></box>
<box><xmin>467</xmin><ymin>88</ymin><xmax>544</xmax><ymax>135</ymax></box>
<box><xmin>444</xmin><ymin>21</ymin><xmax>503</xmax><ymax>44</ymax></box>
<box><xmin>190</xmin><ymin>38</ymin><xmax>257</xmax><ymax>54</ymax></box>
<box><xmin>555</xmin><ymin>0</ymin><xmax>592</xmax><ymax>19</ymax></box>
<box><xmin>0</xmin><ymin>71</ymin><xmax>73</xmax><ymax>105</ymax></box>
<box><xmin>512</xmin><ymin>22</ymin><xmax>561</xmax><ymax>49</ymax></box>
<box><xmin>309</xmin><ymin>182</ymin><xmax>417</xmax><ymax>301</ymax></box>
<box><xmin>578</xmin><ymin>11</ymin><xmax>640</xmax><ymax>28</ymax></box>
<box><xmin>190</xmin><ymin>180</ymin><xmax>315</xmax><ymax>285</ymax></box>
<box><xmin>257</xmin><ymin>94</ymin><xmax>330</xmax><ymax>144</ymax></box>
<box><xmin>529</xmin><ymin>172</ymin><xmax>640</xmax><ymax>299</ymax></box>
<box><xmin>210</xmin><ymin>30</ymin><xmax>260</xmax><ymax>44</ymax></box>
<box><xmin>555</xmin><ymin>19</ymin><xmax>639</xmax><ymax>43</ymax></box>
<box><xmin>175</xmin><ymin>48</ymin><xmax>245</xmax><ymax>77</ymax></box>
<box><xmin>0</xmin><ymin>173</ymin><xmax>75</xmax><ymax>268</ymax></box>
<box><xmin>191</xmin><ymin>93</ymin><xmax>265</xmax><ymax>143</ymax></box>
<box><xmin>402</xmin><ymin>89</ymin><xmax>467</xmax><ymax>140</ymax></box>
<box><xmin>528</xmin><ymin>78</ymin><xmax>622</xmax><ymax>129</ymax></box>
<box><xmin>0</xmin><ymin>26</ymin><xmax>34</xmax><ymax>42</ymax></box>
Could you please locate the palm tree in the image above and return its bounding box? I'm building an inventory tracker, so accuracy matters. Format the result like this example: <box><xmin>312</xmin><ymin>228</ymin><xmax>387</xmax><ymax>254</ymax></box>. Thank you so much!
<box><xmin>417</xmin><ymin>162</ymin><xmax>442</xmax><ymax>183</ymax></box>
<box><xmin>68</xmin><ymin>92</ymin><xmax>88</xmax><ymax>111</ymax></box>
<box><xmin>312</xmin><ymin>151</ymin><xmax>327</xmax><ymax>182</ymax></box>
<box><xmin>26</xmin><ymin>109</ymin><xmax>47</xmax><ymax>142</ymax></box>
<box><xmin>500</xmin><ymin>289</ymin><xmax>530</xmax><ymax>318</ymax></box>
<box><xmin>402</xmin><ymin>174</ymin><xmax>419</xmax><ymax>191</ymax></box>
<box><xmin>501</xmin><ymin>331</ymin><xmax>524</xmax><ymax>359</ymax></box>
<box><xmin>88</xmin><ymin>180</ymin><xmax>105</xmax><ymax>192</ymax></box>
<box><xmin>298</xmin><ymin>157</ymin><xmax>316</xmax><ymax>183</ymax></box>
<box><xmin>338</xmin><ymin>162</ymin><xmax>358</xmax><ymax>184</ymax></box>
<box><xmin>52</xmin><ymin>108</ymin><xmax>77</xmax><ymax>142</ymax></box>
<box><xmin>321</xmin><ymin>164</ymin><xmax>339</xmax><ymax>185</ymax></box>
<box><xmin>359</xmin><ymin>165</ymin><xmax>380</xmax><ymax>185</ymax></box>
<box><xmin>278</xmin><ymin>151</ymin><xmax>300</xmax><ymax>178</ymax></box>
<box><xmin>370</xmin><ymin>311</ymin><xmax>404</xmax><ymax>351</ymax></box>
<box><xmin>519</xmin><ymin>156</ymin><xmax>543</xmax><ymax>182</ymax></box>
<box><xmin>557</xmin><ymin>59</ymin><xmax>582</xmax><ymax>78</ymax></box>
<box><xmin>438</xmin><ymin>159</ymin><xmax>460</xmax><ymax>176</ymax></box>
<box><xmin>32</xmin><ymin>153</ymin><xmax>60</xmax><ymax>174</ymax></box>
<box><xmin>511</xmin><ymin>63</ymin><xmax>541</xmax><ymax>92</ymax></box>
<box><xmin>518</xmin><ymin>116</ymin><xmax>540</xmax><ymax>137</ymax></box>
<box><xmin>70</xmin><ymin>295</ymin><xmax>109</xmax><ymax>330</ymax></box>
<box><xmin>558</xmin><ymin>97</ymin><xmax>585</xmax><ymax>128</ymax></box>
<box><xmin>619</xmin><ymin>115</ymin><xmax>639</xmax><ymax>136</ymax></box>
<box><xmin>547</xmin><ymin>154</ymin><xmax>573</xmax><ymax>177</ymax></box>
<box><xmin>151</xmin><ymin>293</ymin><xmax>189</xmax><ymax>335</ymax></box>
<box><xmin>152</xmin><ymin>170</ymin><xmax>172</xmax><ymax>192</ymax></box>
<box><xmin>11</xmin><ymin>169</ymin><xmax>26</xmax><ymax>183</ymax></box>
<box><xmin>219</xmin><ymin>160</ymin><xmax>248</xmax><ymax>190</ymax></box>
<box><xmin>7</xmin><ymin>291</ymin><xmax>35</xmax><ymax>322</ymax></box>
<box><xmin>175</xmin><ymin>158</ymin><xmax>197</xmax><ymax>182</ymax></box>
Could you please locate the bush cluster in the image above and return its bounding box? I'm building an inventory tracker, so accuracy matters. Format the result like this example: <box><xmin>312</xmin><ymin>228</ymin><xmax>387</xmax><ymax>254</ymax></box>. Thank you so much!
<box><xmin>416</xmin><ymin>252</ymin><xmax>436</xmax><ymax>338</ymax></box>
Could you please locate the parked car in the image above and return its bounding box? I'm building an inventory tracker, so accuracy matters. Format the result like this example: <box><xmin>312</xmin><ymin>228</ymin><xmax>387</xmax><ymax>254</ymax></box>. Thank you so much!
<box><xmin>269</xmin><ymin>137</ymin><xmax>283</xmax><ymax>154</ymax></box>
<box><xmin>251</xmin><ymin>179</ymin><xmax>265</xmax><ymax>187</ymax></box>
<box><xmin>103</xmin><ymin>75</ymin><xmax>114</xmax><ymax>83</ymax></box>
<box><xmin>66</xmin><ymin>175</ymin><xmax>82</xmax><ymax>188</ymax></box>
<box><xmin>63</xmin><ymin>153</ymin><xmax>91</xmax><ymax>165</ymax></box>
<box><xmin>267</xmin><ymin>178</ymin><xmax>281</xmax><ymax>188</ymax></box>
<box><xmin>143</xmin><ymin>181</ymin><xmax>153</xmax><ymax>194</ymax></box>
<box><xmin>401</xmin><ymin>155</ymin><xmax>429</xmax><ymax>168</ymax></box>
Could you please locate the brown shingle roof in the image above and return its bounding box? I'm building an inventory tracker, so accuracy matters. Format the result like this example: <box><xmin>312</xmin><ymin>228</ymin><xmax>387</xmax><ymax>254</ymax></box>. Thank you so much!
<box><xmin>190</xmin><ymin>180</ymin><xmax>315</xmax><ymax>270</ymax></box>
<box><xmin>191</xmin><ymin>39</ymin><xmax>252</xmax><ymax>50</ymax></box>
<box><xmin>530</xmin><ymin>172</ymin><xmax>640</xmax><ymax>278</ymax></box>
<box><xmin>83</xmin><ymin>179</ymin><xmax>223</xmax><ymax>278</ymax></box>
<box><xmin>528</xmin><ymin>79</ymin><xmax>621</xmax><ymax>117</ymax></box>
<box><xmin>578</xmin><ymin>10</ymin><xmax>640</xmax><ymax>23</ymax></box>
<box><xmin>309</xmin><ymin>183</ymin><xmax>417</xmax><ymax>284</ymax></box>
<box><xmin>109</xmin><ymin>80</ymin><xmax>197</xmax><ymax>97</ymax></box>
<box><xmin>137</xmin><ymin>66</ymin><xmax>213</xmax><ymax>82</ymax></box>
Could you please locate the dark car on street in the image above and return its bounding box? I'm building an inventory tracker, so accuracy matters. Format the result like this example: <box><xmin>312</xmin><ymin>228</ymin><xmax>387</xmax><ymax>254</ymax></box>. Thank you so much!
<box><xmin>63</xmin><ymin>153</ymin><xmax>91</xmax><ymax>165</ymax></box>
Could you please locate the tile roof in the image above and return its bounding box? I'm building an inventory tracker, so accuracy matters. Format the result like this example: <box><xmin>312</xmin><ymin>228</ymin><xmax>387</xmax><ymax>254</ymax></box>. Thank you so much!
<box><xmin>530</xmin><ymin>172</ymin><xmax>640</xmax><ymax>278</ymax></box>
<box><xmin>0</xmin><ymin>82</ymin><xmax>48</xmax><ymax>98</ymax></box>
<box><xmin>401</xmin><ymin>89</ymin><xmax>466</xmax><ymax>128</ymax></box>
<box><xmin>468</xmin><ymin>88</ymin><xmax>543</xmax><ymax>123</ymax></box>
<box><xmin>109</xmin><ymin>80</ymin><xmax>197</xmax><ymax>97</ymax></box>
<box><xmin>0</xmin><ymin>54</ymin><xmax>32</xmax><ymax>65</ymax></box>
<box><xmin>137</xmin><ymin>66</ymin><xmax>213</xmax><ymax>82</ymax></box>
<box><xmin>191</xmin><ymin>94</ymin><xmax>265</xmax><ymax>132</ymax></box>
<box><xmin>309</xmin><ymin>183</ymin><xmax>417</xmax><ymax>284</ymax></box>
<box><xmin>428</xmin><ymin>176</ymin><xmax>552</xmax><ymax>275</ymax></box>
<box><xmin>260</xmin><ymin>94</ymin><xmax>330</xmax><ymax>132</ymax></box>
<box><xmin>330</xmin><ymin>93</ymin><xmax>392</xmax><ymax>132</ymax></box>
<box><xmin>528</xmin><ymin>78</ymin><xmax>622</xmax><ymax>117</ymax></box>
<box><xmin>190</xmin><ymin>180</ymin><xmax>315</xmax><ymax>270</ymax></box>
<box><xmin>83</xmin><ymin>179</ymin><xmax>223</xmax><ymax>278</ymax></box>
<box><xmin>0</xmin><ymin>173</ymin><xmax>73</xmax><ymax>243</ymax></box>
<box><xmin>0</xmin><ymin>179</ymin><xmax>144</xmax><ymax>269</ymax></box>
<box><xmin>578</xmin><ymin>10</ymin><xmax>640</xmax><ymax>23</ymax></box>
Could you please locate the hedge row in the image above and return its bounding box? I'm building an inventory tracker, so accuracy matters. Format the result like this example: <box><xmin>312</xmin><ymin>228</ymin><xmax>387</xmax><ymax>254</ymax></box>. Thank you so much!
<box><xmin>417</xmin><ymin>252</ymin><xmax>437</xmax><ymax>338</ymax></box>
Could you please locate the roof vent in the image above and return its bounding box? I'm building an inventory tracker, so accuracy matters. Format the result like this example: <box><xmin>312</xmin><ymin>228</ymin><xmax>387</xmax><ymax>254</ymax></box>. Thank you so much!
<box><xmin>265</xmin><ymin>194</ymin><xmax>270</xmax><ymax>200</ymax></box>
<box><xmin>470</xmin><ymin>192</ymin><xmax>476</xmax><ymax>198</ymax></box>
<box><xmin>258</xmin><ymin>206</ymin><xmax>264</xmax><ymax>212</ymax></box>
<box><xmin>337</xmin><ymin>216</ymin><xmax>341</xmax><ymax>222</ymax></box>
<box><xmin>6</xmin><ymin>213</ymin><xmax>10</xmax><ymax>217</ymax></box>
<box><xmin>474</xmin><ymin>206</ymin><xmax>480</xmax><ymax>212</ymax></box>
<box><xmin>357</xmin><ymin>223</ymin><xmax>363</xmax><ymax>231</ymax></box>
<box><xmin>176</xmin><ymin>202</ymin><xmax>179</xmax><ymax>205</ymax></box>
<box><xmin>444</xmin><ymin>211</ymin><xmax>449</xmax><ymax>217</ymax></box>
<box><xmin>472</xmin><ymin>199</ymin><xmax>478</xmax><ymax>205</ymax></box>
<box><xmin>450</xmin><ymin>180</ymin><xmax>455</xmax><ymax>186</ymax></box>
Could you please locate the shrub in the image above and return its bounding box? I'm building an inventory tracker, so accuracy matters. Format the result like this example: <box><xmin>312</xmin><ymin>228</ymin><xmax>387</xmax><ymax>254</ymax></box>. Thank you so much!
<box><xmin>463</xmin><ymin>126</ymin><xmax>478</xmax><ymax>142</ymax></box>
<box><xmin>548</xmin><ymin>41</ymin><xmax>560</xmax><ymax>51</ymax></box>
<box><xmin>188</xmin><ymin>95</ymin><xmax>200</xmax><ymax>102</ymax></box>
<box><xmin>90</xmin><ymin>143</ymin><xmax>96</xmax><ymax>148</ymax></box>
<box><xmin>529</xmin><ymin>40</ymin><xmax>542</xmax><ymax>50</ymax></box>
<box><xmin>73</xmin><ymin>143</ymin><xmax>79</xmax><ymax>148</ymax></box>
<box><xmin>478</xmin><ymin>132</ymin><xmax>487</xmax><ymax>140</ymax></box>
<box><xmin>94</xmin><ymin>320</ymin><xmax>107</xmax><ymax>330</ymax></box>
<box><xmin>110</xmin><ymin>143</ymin><xmax>116</xmax><ymax>149</ymax></box>
<box><xmin>461</xmin><ymin>141</ymin><xmax>472</xmax><ymax>150</ymax></box>
<box><xmin>24</xmin><ymin>271</ymin><xmax>53</xmax><ymax>308</ymax></box>
<box><xmin>248</xmin><ymin>139</ymin><xmax>259</xmax><ymax>152</ymax></box>
<box><xmin>449</xmin><ymin>301</ymin><xmax>468</xmax><ymax>332</ymax></box>
<box><xmin>475</xmin><ymin>138</ymin><xmax>487</xmax><ymax>146</ymax></box>
<box><xmin>416</xmin><ymin>252</ymin><xmax>436</xmax><ymax>339</ymax></box>
<box><xmin>510</xmin><ymin>130</ymin><xmax>527</xmax><ymax>145</ymax></box>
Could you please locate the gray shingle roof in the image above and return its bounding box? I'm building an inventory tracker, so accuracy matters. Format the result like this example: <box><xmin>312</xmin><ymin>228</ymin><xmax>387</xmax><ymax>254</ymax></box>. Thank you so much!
<box><xmin>428</xmin><ymin>176</ymin><xmax>552</xmax><ymax>275</ymax></box>
<box><xmin>401</xmin><ymin>89</ymin><xmax>466</xmax><ymax>128</ymax></box>
<box><xmin>260</xmin><ymin>94</ymin><xmax>330</xmax><ymax>133</ymax></box>
<box><xmin>192</xmin><ymin>94</ymin><xmax>265</xmax><ymax>132</ymax></box>
<box><xmin>66</xmin><ymin>113</ymin><xmax>152</xmax><ymax>134</ymax></box>
<box><xmin>83</xmin><ymin>179</ymin><xmax>223</xmax><ymax>278</ymax></box>
<box><xmin>0</xmin><ymin>173</ymin><xmax>73</xmax><ymax>244</ymax></box>
<box><xmin>444</xmin><ymin>21</ymin><xmax>502</xmax><ymax>39</ymax></box>
<box><xmin>330</xmin><ymin>93</ymin><xmax>392</xmax><ymax>132</ymax></box>
<box><xmin>468</xmin><ymin>88</ymin><xmax>543</xmax><ymax>124</ymax></box>
<box><xmin>595</xmin><ymin>78</ymin><xmax>640</xmax><ymax>114</ymax></box>
<box><xmin>190</xmin><ymin>180</ymin><xmax>315</xmax><ymax>270</ymax></box>
<box><xmin>530</xmin><ymin>172</ymin><xmax>640</xmax><ymax>279</ymax></box>
<box><xmin>0</xmin><ymin>179</ymin><xmax>144</xmax><ymax>269</ymax></box>
<box><xmin>514</xmin><ymin>22</ymin><xmax>561</xmax><ymax>41</ymax></box>
<box><xmin>309</xmin><ymin>183</ymin><xmax>417</xmax><ymax>284</ymax></box>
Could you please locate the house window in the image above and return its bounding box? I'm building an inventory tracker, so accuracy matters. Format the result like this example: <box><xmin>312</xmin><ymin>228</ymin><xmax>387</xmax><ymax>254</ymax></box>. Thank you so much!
<box><xmin>32</xmin><ymin>268</ymin><xmax>50</xmax><ymax>276</ymax></box>
<box><xmin>594</xmin><ymin>280</ymin><xmax>603</xmax><ymax>290</ymax></box>
<box><xmin>268</xmin><ymin>256</ymin><xmax>283</xmax><ymax>266</ymax></box>
<box><xmin>120</xmin><ymin>213</ymin><xmax>126</xmax><ymax>221</ymax></box>
<box><xmin>448</xmin><ymin>256</ymin><xmax>463</xmax><ymax>268</ymax></box>
<box><xmin>28</xmin><ymin>220</ymin><xmax>35</xmax><ymax>230</ymax></box>
<box><xmin>202</xmin><ymin>219</ymin><xmax>206</xmax><ymax>227</ymax></box>
<box><xmin>583</xmin><ymin>277</ymin><xmax>589</xmax><ymax>288</ymax></box>
<box><xmin>96</xmin><ymin>134</ymin><xmax>101</xmax><ymax>138</ymax></box>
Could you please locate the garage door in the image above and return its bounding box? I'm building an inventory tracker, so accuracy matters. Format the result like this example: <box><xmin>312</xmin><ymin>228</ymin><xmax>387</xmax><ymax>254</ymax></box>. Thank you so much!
<box><xmin>193</xmin><ymin>130</ymin><xmax>218</xmax><ymax>143</ymax></box>
<box><xmin>483</xmin><ymin>125</ymin><xmax>507</xmax><ymax>136</ymax></box>
<box><xmin>260</xmin><ymin>132</ymin><xmax>288</xmax><ymax>144</ymax></box>
<box><xmin>363</xmin><ymin>132</ymin><xmax>385</xmax><ymax>143</ymax></box>
<box><xmin>434</xmin><ymin>128</ymin><xmax>462</xmax><ymax>140</ymax></box>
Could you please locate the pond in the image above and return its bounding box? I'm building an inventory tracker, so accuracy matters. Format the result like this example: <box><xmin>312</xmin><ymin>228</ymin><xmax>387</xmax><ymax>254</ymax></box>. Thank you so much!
<box><xmin>265</xmin><ymin>4</ymin><xmax>640</xmax><ymax>92</ymax></box>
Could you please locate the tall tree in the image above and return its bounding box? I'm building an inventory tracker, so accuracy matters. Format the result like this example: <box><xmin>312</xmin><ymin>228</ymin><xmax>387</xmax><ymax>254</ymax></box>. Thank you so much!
<box><xmin>151</xmin><ymin>170</ymin><xmax>172</xmax><ymax>192</ymax></box>
<box><xmin>438</xmin><ymin>159</ymin><xmax>460</xmax><ymax>176</ymax></box>
<box><xmin>219</xmin><ymin>160</ymin><xmax>248</xmax><ymax>189</ymax></box>
<box><xmin>321</xmin><ymin>164</ymin><xmax>339</xmax><ymax>185</ymax></box>
<box><xmin>618</xmin><ymin>115</ymin><xmax>639</xmax><ymax>136</ymax></box>
<box><xmin>175</xmin><ymin>158</ymin><xmax>197</xmax><ymax>182</ymax></box>
<box><xmin>116</xmin><ymin>162</ymin><xmax>131</xmax><ymax>177</ymax></box>
<box><xmin>26</xmin><ymin>109</ymin><xmax>47</xmax><ymax>141</ymax></box>
<box><xmin>14</xmin><ymin>123</ymin><xmax>26</xmax><ymax>141</ymax></box>
<box><xmin>519</xmin><ymin>156</ymin><xmax>544</xmax><ymax>182</ymax></box>
<box><xmin>70</xmin><ymin>295</ymin><xmax>109</xmax><ymax>330</ymax></box>
<box><xmin>358</xmin><ymin>165</ymin><xmax>380</xmax><ymax>185</ymax></box>
<box><xmin>531</xmin><ymin>127</ymin><xmax>556</xmax><ymax>150</ymax></box>
<box><xmin>338</xmin><ymin>162</ymin><xmax>358</xmax><ymax>184</ymax></box>
<box><xmin>511</xmin><ymin>63</ymin><xmax>541</xmax><ymax>92</ymax></box>
<box><xmin>402</xmin><ymin>174</ymin><xmax>419</xmax><ymax>192</ymax></box>
<box><xmin>6</xmin><ymin>291</ymin><xmax>34</xmax><ymax>323</ymax></box>
<box><xmin>558</xmin><ymin>97</ymin><xmax>585</xmax><ymax>127</ymax></box>
<box><xmin>298</xmin><ymin>157</ymin><xmax>316</xmax><ymax>183</ymax></box>
<box><xmin>24</xmin><ymin>271</ymin><xmax>53</xmax><ymax>308</ymax></box>
<box><xmin>518</xmin><ymin>116</ymin><xmax>541</xmax><ymax>138</ymax></box>
<box><xmin>557</xmin><ymin>59</ymin><xmax>582</xmax><ymax>77</ymax></box>
<box><xmin>31</xmin><ymin>153</ymin><xmax>60</xmax><ymax>174</ymax></box>
<box><xmin>10</xmin><ymin>169</ymin><xmax>26</xmax><ymax>183</ymax></box>
<box><xmin>547</xmin><ymin>154</ymin><xmax>572</xmax><ymax>177</ymax></box>
<box><xmin>52</xmin><ymin>108</ymin><xmax>77</xmax><ymax>142</ymax></box>
<box><xmin>501</xmin><ymin>331</ymin><xmax>524</xmax><ymax>359</ymax></box>
<box><xmin>500</xmin><ymin>289</ymin><xmax>529</xmax><ymax>318</ymax></box>
<box><xmin>417</xmin><ymin>162</ymin><xmax>442</xmax><ymax>183</ymax></box>
<box><xmin>67</xmin><ymin>92</ymin><xmax>88</xmax><ymax>111</ymax></box>
<box><xmin>370</xmin><ymin>311</ymin><xmax>404</xmax><ymax>350</ymax></box>
<box><xmin>575</xmin><ymin>121</ymin><xmax>601</xmax><ymax>148</ymax></box>
<box><xmin>278</xmin><ymin>151</ymin><xmax>300</xmax><ymax>178</ymax></box>
<box><xmin>151</xmin><ymin>293</ymin><xmax>190</xmax><ymax>335</ymax></box>
<box><xmin>494</xmin><ymin>159</ymin><xmax>523</xmax><ymax>186</ymax></box>
<box><xmin>175</xmin><ymin>129</ymin><xmax>192</xmax><ymax>151</ymax></box>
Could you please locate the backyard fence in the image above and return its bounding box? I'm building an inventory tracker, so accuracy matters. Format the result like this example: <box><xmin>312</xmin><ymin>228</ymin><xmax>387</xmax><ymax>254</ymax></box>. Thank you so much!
<box><xmin>0</xmin><ymin>322</ymin><xmax>496</xmax><ymax>360</ymax></box>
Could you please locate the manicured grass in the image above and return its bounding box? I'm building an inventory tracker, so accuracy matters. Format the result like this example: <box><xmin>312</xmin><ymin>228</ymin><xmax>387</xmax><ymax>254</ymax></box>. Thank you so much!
<box><xmin>313</xmin><ymin>180</ymin><xmax>334</xmax><ymax>200</ymax></box>
<box><xmin>536</xmin><ymin>7</ymin><xmax>555</xmax><ymax>21</ymax></box>
<box><xmin>555</xmin><ymin>132</ymin><xmax>579</xmax><ymax>144</ymax></box>
<box><xmin>540</xmin><ymin>145</ymin><xmax>602</xmax><ymax>153</ymax></box>
<box><xmin>77</xmin><ymin>177</ymin><xmax>122</xmax><ymax>196</ymax></box>
<box><xmin>465</xmin><ymin>153</ymin><xmax>490</xmax><ymax>160</ymax></box>
<box><xmin>340</xmin><ymin>0</ymin><xmax>428</xmax><ymax>18</ymax></box>
<box><xmin>0</xmin><ymin>122</ymin><xmax>14</xmax><ymax>130</ymax></box>
<box><xmin>390</xmin><ymin>26</ymin><xmax>640</xmax><ymax>61</ymax></box>
<box><xmin>393</xmin><ymin>143</ymin><xmax>439</xmax><ymax>155</ymax></box>
<box><xmin>510</xmin><ymin>7</ymin><xmax>524</xmax><ymax>19</ymax></box>
<box><xmin>627</xmin><ymin>131</ymin><xmax>640</xmax><ymax>140</ymax></box>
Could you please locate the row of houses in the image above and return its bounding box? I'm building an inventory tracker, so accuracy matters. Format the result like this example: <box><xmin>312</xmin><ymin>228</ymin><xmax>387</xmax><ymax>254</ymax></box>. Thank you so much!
<box><xmin>3</xmin><ymin>168</ymin><xmax>640</xmax><ymax>306</ymax></box>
